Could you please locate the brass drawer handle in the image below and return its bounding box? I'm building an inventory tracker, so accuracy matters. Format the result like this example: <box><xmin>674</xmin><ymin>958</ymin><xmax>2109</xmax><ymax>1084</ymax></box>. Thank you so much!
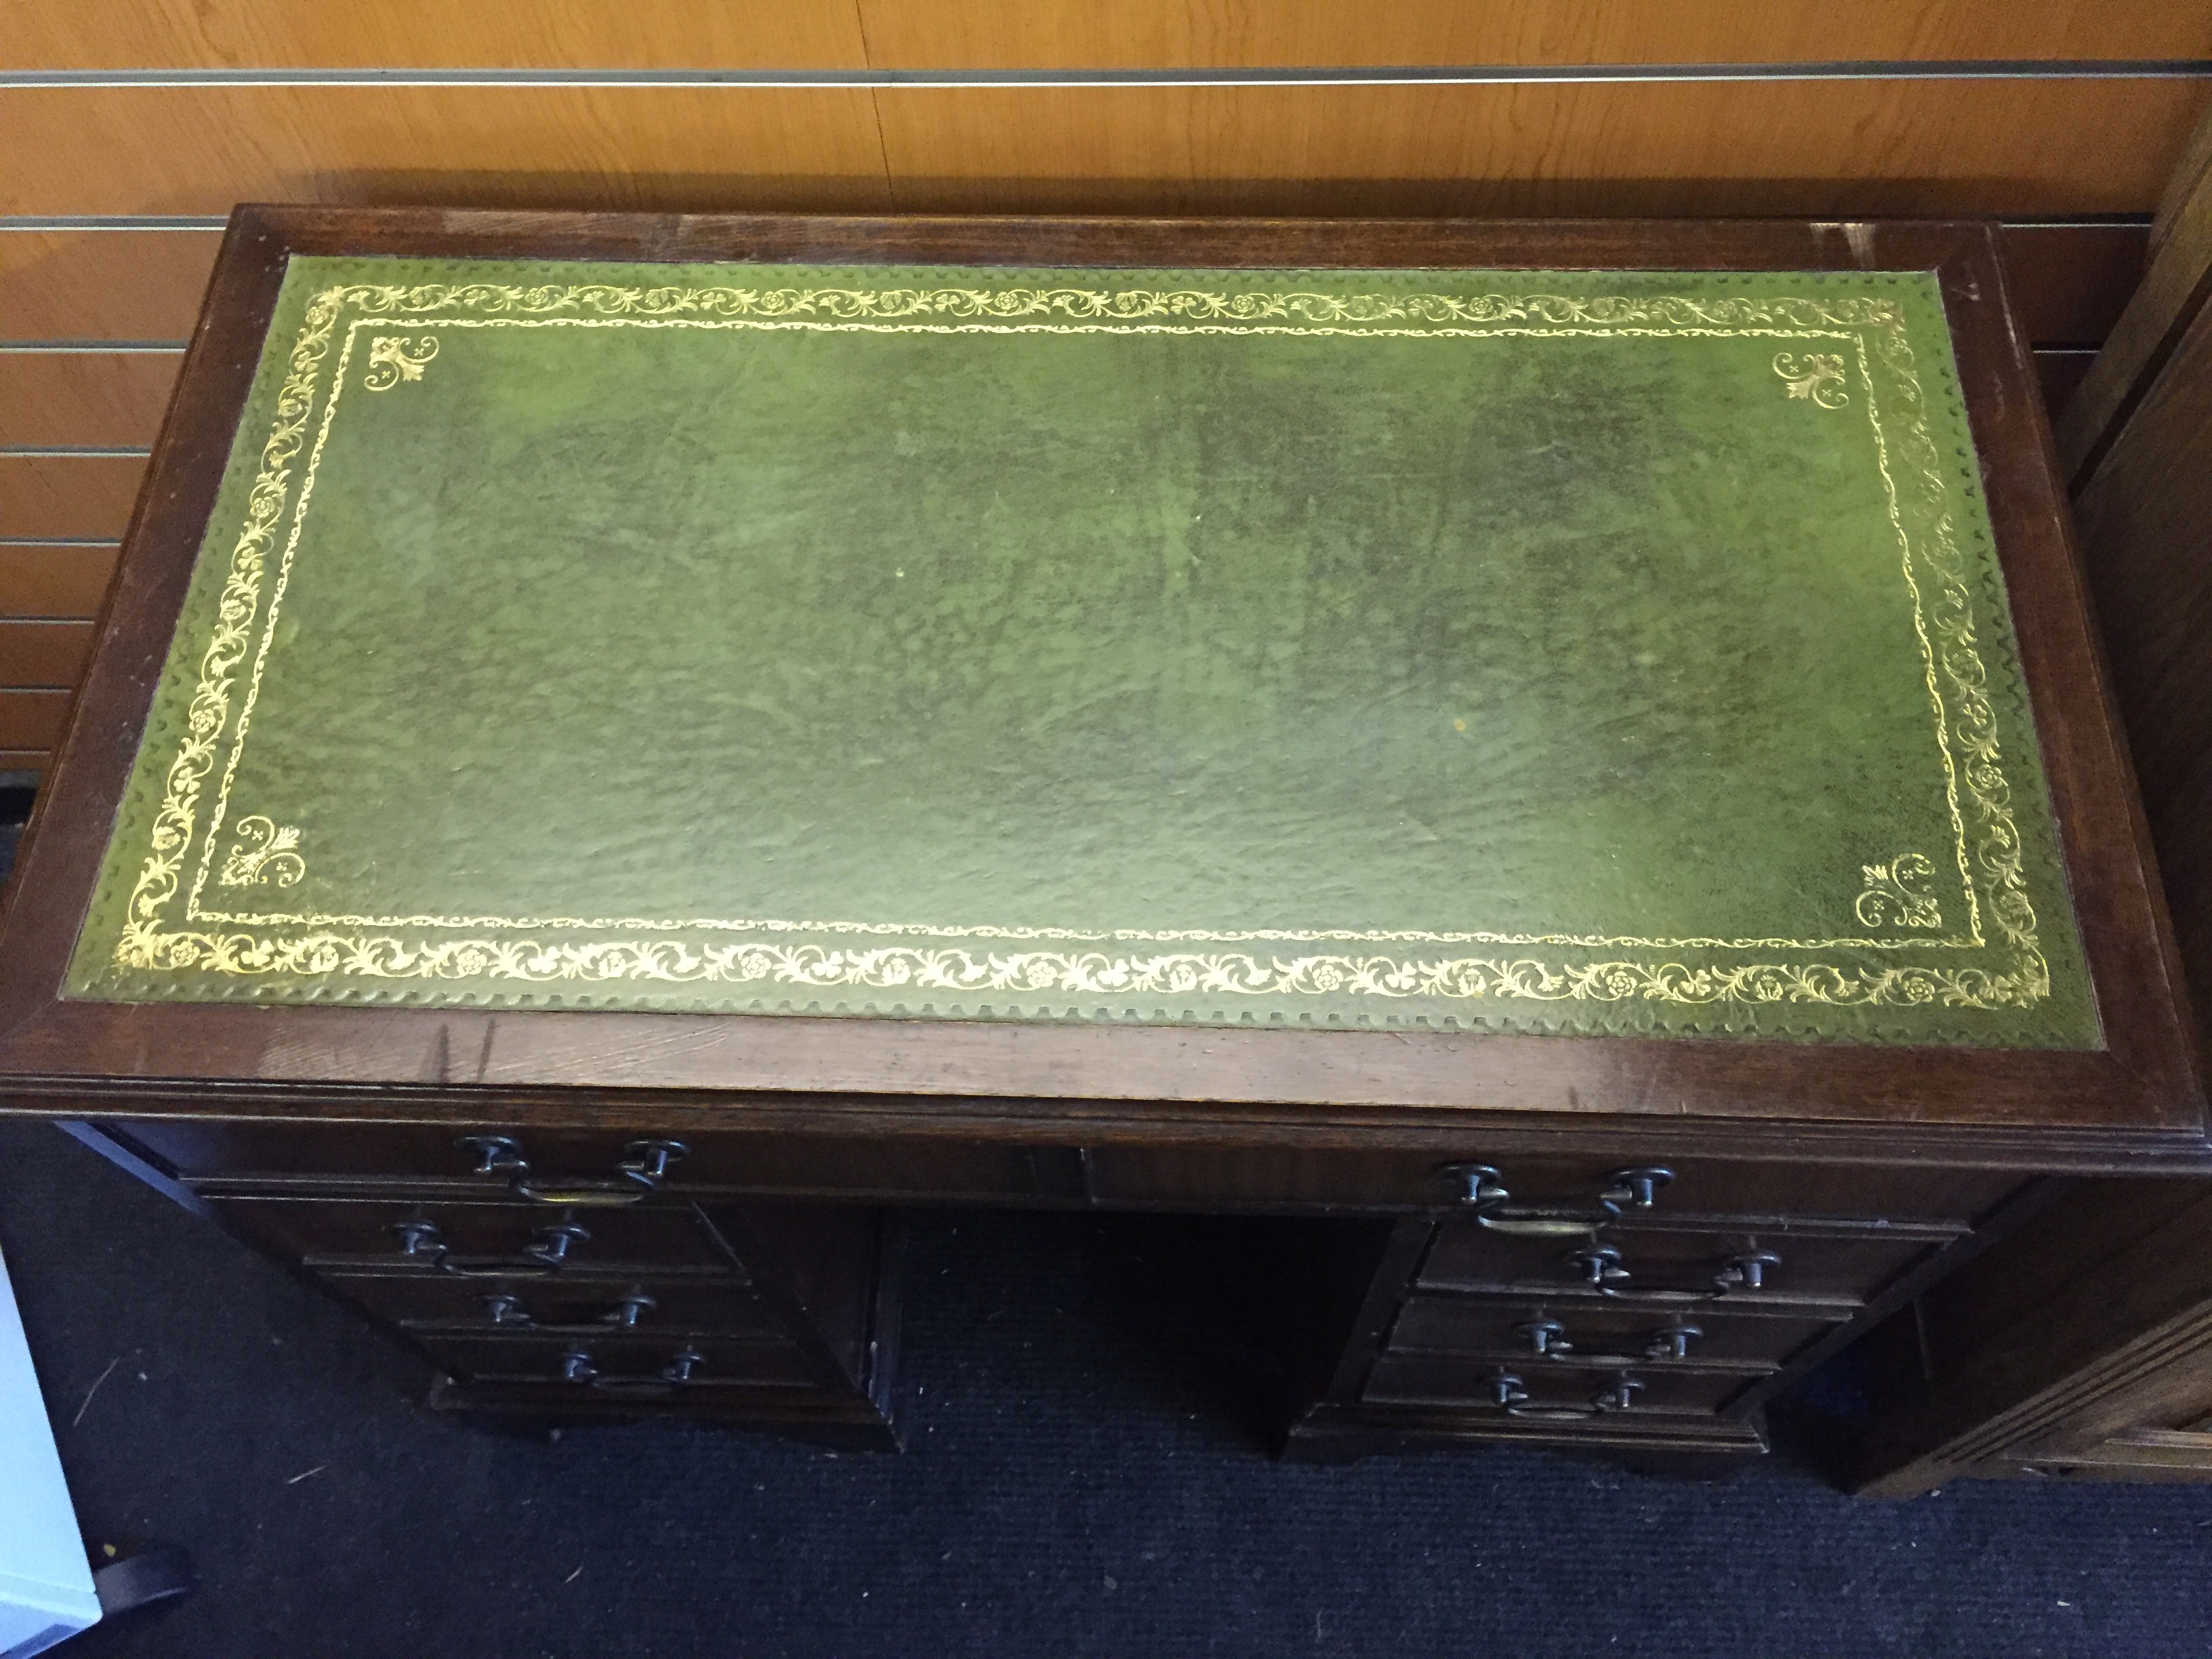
<box><xmin>392</xmin><ymin>1218</ymin><xmax>590</xmax><ymax>1277</ymax></box>
<box><xmin>1439</xmin><ymin>1162</ymin><xmax>1674</xmax><ymax>1234</ymax></box>
<box><xmin>475</xmin><ymin>1291</ymin><xmax>657</xmax><ymax>1330</ymax></box>
<box><xmin>456</xmin><ymin>1135</ymin><xmax>689</xmax><ymax>1207</ymax></box>
<box><xmin>1486</xmin><ymin>1369</ymin><xmax>1601</xmax><ymax>1420</ymax></box>
<box><xmin>558</xmin><ymin>1347</ymin><xmax>703</xmax><ymax>1395</ymax></box>
<box><xmin>1563</xmin><ymin>1244</ymin><xmax>1783</xmax><ymax>1304</ymax></box>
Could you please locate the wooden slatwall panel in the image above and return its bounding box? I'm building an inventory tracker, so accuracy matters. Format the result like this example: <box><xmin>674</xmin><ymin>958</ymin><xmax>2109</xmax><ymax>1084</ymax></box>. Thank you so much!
<box><xmin>861</xmin><ymin>82</ymin><xmax>2203</xmax><ymax>217</ymax></box>
<box><xmin>0</xmin><ymin>230</ymin><xmax>224</xmax><ymax>339</ymax></box>
<box><xmin>2</xmin><ymin>83</ymin><xmax>2203</xmax><ymax>220</ymax></box>
<box><xmin>11</xmin><ymin>0</ymin><xmax>2209</xmax><ymax>68</ymax></box>
<box><xmin>4</xmin><ymin>1</ymin><xmax>869</xmax><ymax>70</ymax></box>
<box><xmin>3</xmin><ymin>4</ymin><xmax>2207</xmax><ymax>786</ymax></box>
<box><xmin>853</xmin><ymin>1</ymin><xmax>2212</xmax><ymax>67</ymax></box>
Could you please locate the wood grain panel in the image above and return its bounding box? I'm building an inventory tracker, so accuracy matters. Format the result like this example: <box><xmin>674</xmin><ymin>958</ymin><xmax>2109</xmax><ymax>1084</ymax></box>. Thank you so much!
<box><xmin>0</xmin><ymin>222</ymin><xmax>2139</xmax><ymax>380</ymax></box>
<box><xmin>0</xmin><ymin>353</ymin><xmax>180</xmax><ymax>447</ymax></box>
<box><xmin>0</xmin><ymin>87</ymin><xmax>893</xmax><ymax>217</ymax></box>
<box><xmin>0</xmin><ymin>457</ymin><xmax>147</xmax><ymax>540</ymax></box>
<box><xmin>0</xmin><ymin>621</ymin><xmax>94</xmax><ymax>688</ymax></box>
<box><xmin>15</xmin><ymin>0</ymin><xmax>2209</xmax><ymax>69</ymax></box>
<box><xmin>872</xmin><ymin>81</ymin><xmax>2211</xmax><ymax>217</ymax></box>
<box><xmin>855</xmin><ymin>1</ymin><xmax>2212</xmax><ymax>68</ymax></box>
<box><xmin>2034</xmin><ymin>348</ymin><xmax>2099</xmax><ymax>417</ymax></box>
<box><xmin>0</xmin><ymin>690</ymin><xmax>70</xmax><ymax>749</ymax></box>
<box><xmin>2072</xmin><ymin>298</ymin><xmax>2212</xmax><ymax>1055</ymax></box>
<box><xmin>0</xmin><ymin>231</ymin><xmax>223</xmax><ymax>342</ymax></box>
<box><xmin>0</xmin><ymin>750</ymin><xmax>49</xmax><ymax>777</ymax></box>
<box><xmin>0</xmin><ymin>545</ymin><xmax>120</xmax><ymax>619</ymax></box>
<box><xmin>7</xmin><ymin>0</ymin><xmax>867</xmax><ymax>70</ymax></box>
<box><xmin>2057</xmin><ymin>102</ymin><xmax>2212</xmax><ymax>483</ymax></box>
<box><xmin>4</xmin><ymin>84</ymin><xmax>2207</xmax><ymax>221</ymax></box>
<box><xmin>2000</xmin><ymin>223</ymin><xmax>2150</xmax><ymax>344</ymax></box>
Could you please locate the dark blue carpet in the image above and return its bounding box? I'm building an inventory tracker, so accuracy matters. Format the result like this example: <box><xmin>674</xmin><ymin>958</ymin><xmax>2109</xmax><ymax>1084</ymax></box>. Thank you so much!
<box><xmin>3</xmin><ymin>1118</ymin><xmax>2212</xmax><ymax>1659</ymax></box>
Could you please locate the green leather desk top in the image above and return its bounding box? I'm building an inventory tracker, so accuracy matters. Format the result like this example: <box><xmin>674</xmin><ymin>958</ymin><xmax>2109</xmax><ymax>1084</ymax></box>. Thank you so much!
<box><xmin>66</xmin><ymin>256</ymin><xmax>2096</xmax><ymax>1046</ymax></box>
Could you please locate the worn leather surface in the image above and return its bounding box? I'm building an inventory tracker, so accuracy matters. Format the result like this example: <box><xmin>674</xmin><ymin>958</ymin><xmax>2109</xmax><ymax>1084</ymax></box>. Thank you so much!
<box><xmin>67</xmin><ymin>256</ymin><xmax>2096</xmax><ymax>1044</ymax></box>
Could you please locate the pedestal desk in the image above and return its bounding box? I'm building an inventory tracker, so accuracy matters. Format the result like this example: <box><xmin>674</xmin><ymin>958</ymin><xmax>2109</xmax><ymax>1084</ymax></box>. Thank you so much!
<box><xmin>0</xmin><ymin>208</ymin><xmax>2200</xmax><ymax>1466</ymax></box>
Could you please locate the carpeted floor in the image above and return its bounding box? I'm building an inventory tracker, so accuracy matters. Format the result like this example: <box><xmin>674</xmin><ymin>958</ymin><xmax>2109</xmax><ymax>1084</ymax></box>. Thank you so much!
<box><xmin>3</xmin><ymin>1116</ymin><xmax>2211</xmax><ymax>1659</ymax></box>
<box><xmin>7</xmin><ymin>809</ymin><xmax>2212</xmax><ymax>1658</ymax></box>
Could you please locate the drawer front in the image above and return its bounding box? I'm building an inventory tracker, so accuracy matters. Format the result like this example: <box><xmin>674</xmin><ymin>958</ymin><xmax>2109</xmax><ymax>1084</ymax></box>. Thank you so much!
<box><xmin>211</xmin><ymin>1196</ymin><xmax>745</xmax><ymax>1273</ymax></box>
<box><xmin>1387</xmin><ymin>1294</ymin><xmax>1835</xmax><ymax>1368</ymax></box>
<box><xmin>1364</xmin><ymin>1353</ymin><xmax>1749</xmax><ymax>1416</ymax></box>
<box><xmin>1418</xmin><ymin>1218</ymin><xmax>1945</xmax><ymax>1304</ymax></box>
<box><xmin>327</xmin><ymin>1271</ymin><xmax>780</xmax><ymax>1337</ymax></box>
<box><xmin>110</xmin><ymin>1121</ymin><xmax>2020</xmax><ymax>1223</ymax></box>
<box><xmin>418</xmin><ymin>1332</ymin><xmax>822</xmax><ymax>1390</ymax></box>
<box><xmin>1075</xmin><ymin>1145</ymin><xmax>2020</xmax><ymax>1223</ymax></box>
<box><xmin>112</xmin><ymin>1120</ymin><xmax>1056</xmax><ymax>1202</ymax></box>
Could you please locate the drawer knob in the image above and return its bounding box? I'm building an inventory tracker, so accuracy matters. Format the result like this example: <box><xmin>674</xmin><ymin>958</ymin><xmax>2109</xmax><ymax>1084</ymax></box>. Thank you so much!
<box><xmin>1441</xmin><ymin>1164</ymin><xmax>1512</xmax><ymax>1210</ymax></box>
<box><xmin>1567</xmin><ymin>1245</ymin><xmax>1631</xmax><ymax>1288</ymax></box>
<box><xmin>1600</xmin><ymin>1167</ymin><xmax>1675</xmax><ymax>1215</ymax></box>
<box><xmin>1717</xmin><ymin>1250</ymin><xmax>1782</xmax><ymax>1292</ymax></box>
<box><xmin>523</xmin><ymin>1222</ymin><xmax>590</xmax><ymax>1266</ymax></box>
<box><xmin>600</xmin><ymin>1292</ymin><xmax>657</xmax><ymax>1328</ymax></box>
<box><xmin>1515</xmin><ymin>1315</ymin><xmax>1572</xmax><ymax>1357</ymax></box>
<box><xmin>619</xmin><ymin>1141</ymin><xmax>689</xmax><ymax>1186</ymax></box>
<box><xmin>559</xmin><ymin>1349</ymin><xmax>597</xmax><ymax>1384</ymax></box>
<box><xmin>481</xmin><ymin>1292</ymin><xmax>534</xmax><ymax>1328</ymax></box>
<box><xmin>1488</xmin><ymin>1370</ymin><xmax>1531</xmax><ymax>1408</ymax></box>
<box><xmin>458</xmin><ymin>1134</ymin><xmax>528</xmax><ymax>1176</ymax></box>
<box><xmin>1594</xmin><ymin>1374</ymin><xmax>1645</xmax><ymax>1412</ymax></box>
<box><xmin>1644</xmin><ymin>1321</ymin><xmax>1702</xmax><ymax>1360</ymax></box>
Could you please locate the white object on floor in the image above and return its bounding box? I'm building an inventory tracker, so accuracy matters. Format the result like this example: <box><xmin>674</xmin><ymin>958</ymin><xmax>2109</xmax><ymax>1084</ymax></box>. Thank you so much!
<box><xmin>0</xmin><ymin>1244</ymin><xmax>100</xmax><ymax>1657</ymax></box>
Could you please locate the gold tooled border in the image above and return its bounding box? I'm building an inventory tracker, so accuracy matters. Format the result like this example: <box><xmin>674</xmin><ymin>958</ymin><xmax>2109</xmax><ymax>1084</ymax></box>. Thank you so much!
<box><xmin>108</xmin><ymin>276</ymin><xmax>2048</xmax><ymax>1013</ymax></box>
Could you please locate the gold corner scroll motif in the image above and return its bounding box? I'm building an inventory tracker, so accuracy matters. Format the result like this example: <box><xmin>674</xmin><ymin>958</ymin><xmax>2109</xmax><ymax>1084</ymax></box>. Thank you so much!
<box><xmin>1774</xmin><ymin>350</ymin><xmax>1849</xmax><ymax>408</ymax></box>
<box><xmin>1856</xmin><ymin>854</ymin><xmax>1942</xmax><ymax>930</ymax></box>
<box><xmin>363</xmin><ymin>334</ymin><xmax>437</xmax><ymax>390</ymax></box>
<box><xmin>107</xmin><ymin>275</ymin><xmax>2051</xmax><ymax>1016</ymax></box>
<box><xmin>217</xmin><ymin>816</ymin><xmax>304</xmax><ymax>888</ymax></box>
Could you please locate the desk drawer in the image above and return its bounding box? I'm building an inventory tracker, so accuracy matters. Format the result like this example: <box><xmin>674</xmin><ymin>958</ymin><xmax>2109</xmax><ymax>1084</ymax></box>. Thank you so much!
<box><xmin>419</xmin><ymin>1331</ymin><xmax>822</xmax><ymax>1391</ymax></box>
<box><xmin>210</xmin><ymin>1196</ymin><xmax>745</xmax><ymax>1274</ymax></box>
<box><xmin>111</xmin><ymin>1120</ymin><xmax>1056</xmax><ymax>1202</ymax></box>
<box><xmin>1078</xmin><ymin>1146</ymin><xmax>2018</xmax><ymax>1223</ymax></box>
<box><xmin>327</xmin><ymin>1271</ymin><xmax>779</xmax><ymax>1337</ymax></box>
<box><xmin>1388</xmin><ymin>1294</ymin><xmax>1834</xmax><ymax>1368</ymax></box>
<box><xmin>1364</xmin><ymin>1353</ymin><xmax>1749</xmax><ymax>1416</ymax></box>
<box><xmin>1418</xmin><ymin>1218</ymin><xmax>1946</xmax><ymax>1304</ymax></box>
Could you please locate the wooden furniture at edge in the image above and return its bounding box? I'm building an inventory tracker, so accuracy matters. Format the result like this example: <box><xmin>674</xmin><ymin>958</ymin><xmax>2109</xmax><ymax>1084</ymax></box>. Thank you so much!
<box><xmin>0</xmin><ymin>207</ymin><xmax>2203</xmax><ymax>1466</ymax></box>
<box><xmin>1849</xmin><ymin>112</ymin><xmax>2212</xmax><ymax>1494</ymax></box>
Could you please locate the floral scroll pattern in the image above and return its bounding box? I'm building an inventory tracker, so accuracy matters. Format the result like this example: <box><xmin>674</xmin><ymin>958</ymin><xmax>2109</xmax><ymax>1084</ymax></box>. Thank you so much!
<box><xmin>363</xmin><ymin>334</ymin><xmax>438</xmax><ymax>390</ymax></box>
<box><xmin>1856</xmin><ymin>853</ymin><xmax>1942</xmax><ymax>930</ymax></box>
<box><xmin>1773</xmin><ymin>350</ymin><xmax>1849</xmax><ymax>408</ymax></box>
<box><xmin>216</xmin><ymin>816</ymin><xmax>305</xmax><ymax>888</ymax></box>
<box><xmin>103</xmin><ymin>272</ymin><xmax>2053</xmax><ymax>1017</ymax></box>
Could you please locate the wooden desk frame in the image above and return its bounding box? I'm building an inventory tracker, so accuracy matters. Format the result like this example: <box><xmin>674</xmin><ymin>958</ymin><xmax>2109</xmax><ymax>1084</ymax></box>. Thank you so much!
<box><xmin>1</xmin><ymin>208</ymin><xmax>2199</xmax><ymax>1173</ymax></box>
<box><xmin>0</xmin><ymin>209</ymin><xmax>2203</xmax><ymax>1467</ymax></box>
